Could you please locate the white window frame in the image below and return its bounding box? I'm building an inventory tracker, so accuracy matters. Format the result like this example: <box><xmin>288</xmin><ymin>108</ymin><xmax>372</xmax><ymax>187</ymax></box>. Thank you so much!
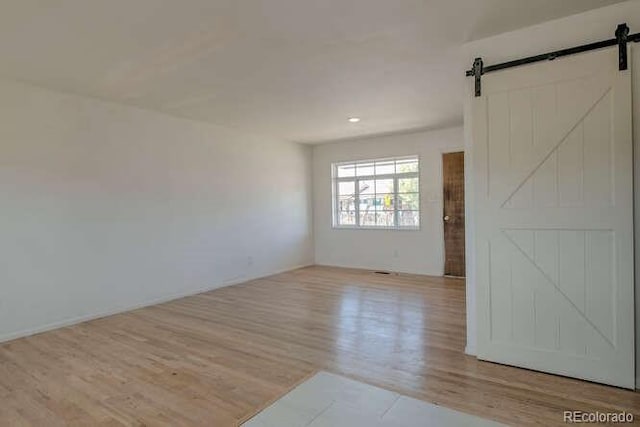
<box><xmin>331</xmin><ymin>155</ymin><xmax>420</xmax><ymax>230</ymax></box>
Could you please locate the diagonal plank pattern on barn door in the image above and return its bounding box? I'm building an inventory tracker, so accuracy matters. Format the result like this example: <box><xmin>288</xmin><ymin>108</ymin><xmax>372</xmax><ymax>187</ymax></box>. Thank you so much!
<box><xmin>473</xmin><ymin>47</ymin><xmax>634</xmax><ymax>388</ymax></box>
<box><xmin>502</xmin><ymin>86</ymin><xmax>613</xmax><ymax>211</ymax></box>
<box><xmin>502</xmin><ymin>229</ymin><xmax>614</xmax><ymax>349</ymax></box>
<box><xmin>487</xmin><ymin>72</ymin><xmax>612</xmax><ymax>210</ymax></box>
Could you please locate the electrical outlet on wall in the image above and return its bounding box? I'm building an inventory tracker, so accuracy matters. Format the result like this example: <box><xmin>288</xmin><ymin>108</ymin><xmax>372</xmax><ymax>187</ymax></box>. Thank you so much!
<box><xmin>393</xmin><ymin>250</ymin><xmax>399</xmax><ymax>258</ymax></box>
<box><xmin>247</xmin><ymin>256</ymin><xmax>254</xmax><ymax>267</ymax></box>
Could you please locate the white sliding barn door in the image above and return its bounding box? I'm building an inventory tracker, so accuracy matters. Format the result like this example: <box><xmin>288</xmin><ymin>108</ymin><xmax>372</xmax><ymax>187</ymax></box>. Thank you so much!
<box><xmin>473</xmin><ymin>47</ymin><xmax>634</xmax><ymax>388</ymax></box>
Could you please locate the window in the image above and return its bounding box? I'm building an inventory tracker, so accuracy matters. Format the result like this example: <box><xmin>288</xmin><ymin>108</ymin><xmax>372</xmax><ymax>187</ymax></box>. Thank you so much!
<box><xmin>332</xmin><ymin>156</ymin><xmax>419</xmax><ymax>229</ymax></box>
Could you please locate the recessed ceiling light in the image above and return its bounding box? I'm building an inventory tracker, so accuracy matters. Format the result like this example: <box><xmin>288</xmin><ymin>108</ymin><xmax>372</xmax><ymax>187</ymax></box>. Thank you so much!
<box><xmin>348</xmin><ymin>117</ymin><xmax>361</xmax><ymax>123</ymax></box>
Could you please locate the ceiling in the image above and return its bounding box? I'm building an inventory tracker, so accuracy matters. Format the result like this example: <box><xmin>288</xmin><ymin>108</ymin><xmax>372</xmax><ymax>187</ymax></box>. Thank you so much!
<box><xmin>0</xmin><ymin>0</ymin><xmax>625</xmax><ymax>143</ymax></box>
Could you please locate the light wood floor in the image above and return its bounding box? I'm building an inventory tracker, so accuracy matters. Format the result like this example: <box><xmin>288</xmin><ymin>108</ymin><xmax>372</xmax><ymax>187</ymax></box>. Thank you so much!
<box><xmin>0</xmin><ymin>266</ymin><xmax>638</xmax><ymax>426</ymax></box>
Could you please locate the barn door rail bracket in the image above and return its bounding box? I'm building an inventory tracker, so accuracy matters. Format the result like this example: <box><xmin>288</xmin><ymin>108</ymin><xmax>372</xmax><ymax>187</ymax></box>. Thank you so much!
<box><xmin>466</xmin><ymin>23</ymin><xmax>639</xmax><ymax>97</ymax></box>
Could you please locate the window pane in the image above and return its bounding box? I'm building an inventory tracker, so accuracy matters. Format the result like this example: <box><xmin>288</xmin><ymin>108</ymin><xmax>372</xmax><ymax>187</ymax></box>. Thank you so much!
<box><xmin>375</xmin><ymin>160</ymin><xmax>395</xmax><ymax>175</ymax></box>
<box><xmin>356</xmin><ymin>161</ymin><xmax>374</xmax><ymax>177</ymax></box>
<box><xmin>338</xmin><ymin>181</ymin><xmax>355</xmax><ymax>196</ymax></box>
<box><xmin>338</xmin><ymin>196</ymin><xmax>356</xmax><ymax>211</ymax></box>
<box><xmin>398</xmin><ymin>193</ymin><xmax>419</xmax><ymax>210</ymax></box>
<box><xmin>375</xmin><ymin>178</ymin><xmax>394</xmax><ymax>194</ymax></box>
<box><xmin>338</xmin><ymin>211</ymin><xmax>356</xmax><ymax>225</ymax></box>
<box><xmin>398</xmin><ymin>177</ymin><xmax>419</xmax><ymax>193</ymax></box>
<box><xmin>398</xmin><ymin>211</ymin><xmax>419</xmax><ymax>227</ymax></box>
<box><xmin>332</xmin><ymin>156</ymin><xmax>420</xmax><ymax>230</ymax></box>
<box><xmin>337</xmin><ymin>164</ymin><xmax>355</xmax><ymax>178</ymax></box>
<box><xmin>359</xmin><ymin>211</ymin><xmax>376</xmax><ymax>226</ymax></box>
<box><xmin>359</xmin><ymin>196</ymin><xmax>376</xmax><ymax>211</ymax></box>
<box><xmin>376</xmin><ymin>211</ymin><xmax>395</xmax><ymax>227</ymax></box>
<box><xmin>375</xmin><ymin>194</ymin><xmax>395</xmax><ymax>211</ymax></box>
<box><xmin>396</xmin><ymin>158</ymin><xmax>418</xmax><ymax>173</ymax></box>
<box><xmin>359</xmin><ymin>179</ymin><xmax>375</xmax><ymax>195</ymax></box>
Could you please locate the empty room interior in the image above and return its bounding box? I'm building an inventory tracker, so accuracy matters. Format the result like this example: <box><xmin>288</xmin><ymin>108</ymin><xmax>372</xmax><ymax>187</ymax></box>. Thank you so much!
<box><xmin>2</xmin><ymin>1</ymin><xmax>640</xmax><ymax>426</ymax></box>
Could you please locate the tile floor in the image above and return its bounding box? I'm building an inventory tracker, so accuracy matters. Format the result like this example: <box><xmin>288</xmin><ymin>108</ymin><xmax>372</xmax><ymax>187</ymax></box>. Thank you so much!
<box><xmin>242</xmin><ymin>372</ymin><xmax>504</xmax><ymax>427</ymax></box>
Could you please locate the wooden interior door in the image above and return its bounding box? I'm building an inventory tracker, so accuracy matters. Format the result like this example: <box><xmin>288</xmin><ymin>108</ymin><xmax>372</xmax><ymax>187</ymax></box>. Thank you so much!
<box><xmin>472</xmin><ymin>47</ymin><xmax>634</xmax><ymax>388</ymax></box>
<box><xmin>443</xmin><ymin>152</ymin><xmax>465</xmax><ymax>277</ymax></box>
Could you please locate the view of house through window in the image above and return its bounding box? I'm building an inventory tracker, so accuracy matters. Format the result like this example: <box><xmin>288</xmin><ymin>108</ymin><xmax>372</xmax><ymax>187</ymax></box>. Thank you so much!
<box><xmin>332</xmin><ymin>156</ymin><xmax>419</xmax><ymax>229</ymax></box>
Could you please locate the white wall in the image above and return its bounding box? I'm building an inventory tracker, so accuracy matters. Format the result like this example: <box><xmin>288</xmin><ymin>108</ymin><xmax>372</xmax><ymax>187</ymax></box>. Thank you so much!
<box><xmin>0</xmin><ymin>78</ymin><xmax>314</xmax><ymax>342</ymax></box>
<box><xmin>461</xmin><ymin>0</ymin><xmax>640</xmax><ymax>385</ymax></box>
<box><xmin>313</xmin><ymin>127</ymin><xmax>463</xmax><ymax>275</ymax></box>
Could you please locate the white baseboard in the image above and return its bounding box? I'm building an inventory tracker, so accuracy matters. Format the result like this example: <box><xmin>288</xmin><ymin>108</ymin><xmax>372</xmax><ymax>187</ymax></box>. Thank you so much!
<box><xmin>314</xmin><ymin>262</ymin><xmax>441</xmax><ymax>277</ymax></box>
<box><xmin>0</xmin><ymin>263</ymin><xmax>313</xmax><ymax>344</ymax></box>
